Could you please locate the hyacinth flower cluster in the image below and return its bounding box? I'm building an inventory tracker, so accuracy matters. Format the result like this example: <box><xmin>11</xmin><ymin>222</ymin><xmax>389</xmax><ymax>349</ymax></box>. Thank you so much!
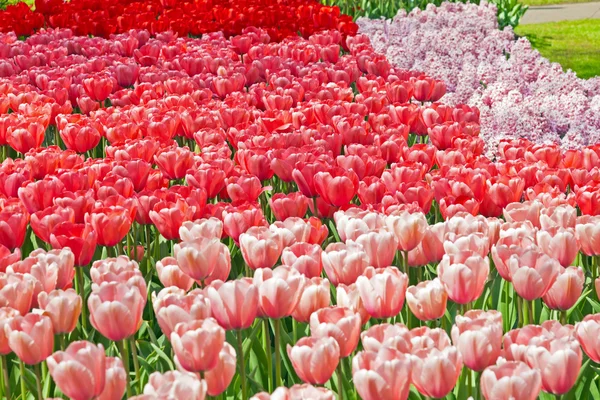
<box><xmin>357</xmin><ymin>1</ymin><xmax>600</xmax><ymax>155</ymax></box>
<box><xmin>0</xmin><ymin>0</ymin><xmax>357</xmax><ymax>40</ymax></box>
<box><xmin>0</xmin><ymin>4</ymin><xmax>596</xmax><ymax>400</ymax></box>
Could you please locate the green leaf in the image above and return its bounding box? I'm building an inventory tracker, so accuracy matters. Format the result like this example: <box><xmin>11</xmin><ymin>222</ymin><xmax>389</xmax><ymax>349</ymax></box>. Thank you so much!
<box><xmin>150</xmin><ymin>343</ymin><xmax>174</xmax><ymax>371</ymax></box>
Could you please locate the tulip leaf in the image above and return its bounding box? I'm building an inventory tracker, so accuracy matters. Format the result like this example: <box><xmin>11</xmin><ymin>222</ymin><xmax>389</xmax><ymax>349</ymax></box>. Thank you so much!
<box><xmin>150</xmin><ymin>343</ymin><xmax>174</xmax><ymax>370</ymax></box>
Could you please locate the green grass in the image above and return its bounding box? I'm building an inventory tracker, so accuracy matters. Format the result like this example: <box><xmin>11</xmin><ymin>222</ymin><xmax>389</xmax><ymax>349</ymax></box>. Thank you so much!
<box><xmin>515</xmin><ymin>19</ymin><xmax>600</xmax><ymax>78</ymax></box>
<box><xmin>520</xmin><ymin>0</ymin><xmax>597</xmax><ymax>6</ymax></box>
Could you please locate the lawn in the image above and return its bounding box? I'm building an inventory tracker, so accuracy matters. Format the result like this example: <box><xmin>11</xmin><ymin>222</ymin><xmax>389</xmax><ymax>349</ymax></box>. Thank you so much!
<box><xmin>520</xmin><ymin>0</ymin><xmax>597</xmax><ymax>6</ymax></box>
<box><xmin>515</xmin><ymin>19</ymin><xmax>600</xmax><ymax>78</ymax></box>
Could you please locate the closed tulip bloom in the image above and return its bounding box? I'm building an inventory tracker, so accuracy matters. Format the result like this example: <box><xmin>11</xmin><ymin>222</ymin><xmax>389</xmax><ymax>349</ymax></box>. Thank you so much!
<box><xmin>179</xmin><ymin>218</ymin><xmax>223</xmax><ymax>242</ymax></box>
<box><xmin>352</xmin><ymin>349</ymin><xmax>412</xmax><ymax>400</ymax></box>
<box><xmin>322</xmin><ymin>242</ymin><xmax>370</xmax><ymax>286</ymax></box>
<box><xmin>269</xmin><ymin>192</ymin><xmax>310</xmax><ymax>221</ymax></box>
<box><xmin>574</xmin><ymin>314</ymin><xmax>600</xmax><ymax>363</ymax></box>
<box><xmin>287</xmin><ymin>336</ymin><xmax>340</xmax><ymax>385</ymax></box>
<box><xmin>270</xmin><ymin>217</ymin><xmax>328</xmax><ymax>246</ymax></box>
<box><xmin>406</xmin><ymin>278</ymin><xmax>447</xmax><ymax>321</ymax></box>
<box><xmin>171</xmin><ymin>318</ymin><xmax>225</xmax><ymax>372</ymax></box>
<box><xmin>0</xmin><ymin>273</ymin><xmax>35</xmax><ymax>315</ymax></box>
<box><xmin>451</xmin><ymin>317</ymin><xmax>503</xmax><ymax>371</ymax></box>
<box><xmin>207</xmin><ymin>278</ymin><xmax>259</xmax><ymax>330</ymax></box>
<box><xmin>356</xmin><ymin>266</ymin><xmax>408</xmax><ymax>319</ymax></box>
<box><xmin>334</xmin><ymin>211</ymin><xmax>387</xmax><ymax>243</ymax></box>
<box><xmin>37</xmin><ymin>289</ymin><xmax>82</xmax><ymax>334</ymax></box>
<box><xmin>251</xmin><ymin>384</ymin><xmax>335</xmax><ymax>400</ymax></box>
<box><xmin>174</xmin><ymin>238</ymin><xmax>230</xmax><ymax>282</ymax></box>
<box><xmin>205</xmin><ymin>342</ymin><xmax>236</xmax><ymax>396</ymax></box>
<box><xmin>292</xmin><ymin>277</ymin><xmax>330</xmax><ymax>323</ymax></box>
<box><xmin>443</xmin><ymin>232</ymin><xmax>490</xmax><ymax>258</ymax></box>
<box><xmin>240</xmin><ymin>226</ymin><xmax>283</xmax><ymax>270</ymax></box>
<box><xmin>385</xmin><ymin>211</ymin><xmax>428</xmax><ymax>252</ymax></box>
<box><xmin>502</xmin><ymin>325</ymin><xmax>546</xmax><ymax>362</ymax></box>
<box><xmin>281</xmin><ymin>242</ymin><xmax>323</xmax><ymax>278</ymax></box>
<box><xmin>480</xmin><ymin>361</ymin><xmax>542</xmax><ymax>400</ymax></box>
<box><xmin>542</xmin><ymin>266</ymin><xmax>584</xmax><ymax>310</ymax></box>
<box><xmin>152</xmin><ymin>287</ymin><xmax>212</xmax><ymax>339</ymax></box>
<box><xmin>253</xmin><ymin>266</ymin><xmax>306</xmax><ymax>319</ymax></box>
<box><xmin>507</xmin><ymin>247</ymin><xmax>561</xmax><ymax>301</ymax></box>
<box><xmin>421</xmin><ymin>222</ymin><xmax>446</xmax><ymax>263</ymax></box>
<box><xmin>314</xmin><ymin>168</ymin><xmax>359</xmax><ymax>207</ymax></box>
<box><xmin>437</xmin><ymin>251</ymin><xmax>489</xmax><ymax>304</ymax></box>
<box><xmin>411</xmin><ymin>346</ymin><xmax>463</xmax><ymax>399</ymax></box>
<box><xmin>30</xmin><ymin>248</ymin><xmax>75</xmax><ymax>292</ymax></box>
<box><xmin>310</xmin><ymin>306</ymin><xmax>361</xmax><ymax>358</ymax></box>
<box><xmin>337</xmin><ymin>283</ymin><xmax>369</xmax><ymax>325</ymax></box>
<box><xmin>503</xmin><ymin>200</ymin><xmax>544</xmax><ymax>229</ymax></box>
<box><xmin>97</xmin><ymin>357</ymin><xmax>127</xmax><ymax>400</ymax></box>
<box><xmin>536</xmin><ymin>227</ymin><xmax>579</xmax><ymax>267</ymax></box>
<box><xmin>88</xmin><ymin>281</ymin><xmax>145</xmax><ymax>341</ymax></box>
<box><xmin>5</xmin><ymin>312</ymin><xmax>54</xmax><ymax>365</ymax></box>
<box><xmin>525</xmin><ymin>337</ymin><xmax>582</xmax><ymax>395</ymax></box>
<box><xmin>0</xmin><ymin>307</ymin><xmax>19</xmax><ymax>355</ymax></box>
<box><xmin>46</xmin><ymin>341</ymin><xmax>106</xmax><ymax>400</ymax></box>
<box><xmin>142</xmin><ymin>371</ymin><xmax>207</xmax><ymax>400</ymax></box>
<box><xmin>86</xmin><ymin>206</ymin><xmax>133</xmax><ymax>247</ymax></box>
<box><xmin>155</xmin><ymin>257</ymin><xmax>194</xmax><ymax>292</ymax></box>
<box><xmin>352</xmin><ymin>231</ymin><xmax>398</xmax><ymax>269</ymax></box>
<box><xmin>360</xmin><ymin>323</ymin><xmax>411</xmax><ymax>353</ymax></box>
<box><xmin>575</xmin><ymin>215</ymin><xmax>600</xmax><ymax>256</ymax></box>
<box><xmin>49</xmin><ymin>222</ymin><xmax>97</xmax><ymax>266</ymax></box>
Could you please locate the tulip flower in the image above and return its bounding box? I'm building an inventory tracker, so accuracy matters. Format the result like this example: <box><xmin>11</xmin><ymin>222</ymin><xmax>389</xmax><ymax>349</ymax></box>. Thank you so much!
<box><xmin>352</xmin><ymin>231</ymin><xmax>397</xmax><ymax>269</ymax></box>
<box><xmin>287</xmin><ymin>337</ymin><xmax>340</xmax><ymax>385</ymax></box>
<box><xmin>574</xmin><ymin>313</ymin><xmax>600</xmax><ymax>363</ymax></box>
<box><xmin>205</xmin><ymin>343</ymin><xmax>236</xmax><ymax>396</ymax></box>
<box><xmin>171</xmin><ymin>318</ymin><xmax>225</xmax><ymax>373</ymax></box>
<box><xmin>292</xmin><ymin>277</ymin><xmax>330</xmax><ymax>323</ymax></box>
<box><xmin>281</xmin><ymin>242</ymin><xmax>323</xmax><ymax>278</ymax></box>
<box><xmin>543</xmin><ymin>266</ymin><xmax>584</xmax><ymax>311</ymax></box>
<box><xmin>411</xmin><ymin>346</ymin><xmax>463</xmax><ymax>399</ymax></box>
<box><xmin>525</xmin><ymin>337</ymin><xmax>582</xmax><ymax>395</ymax></box>
<box><xmin>356</xmin><ymin>266</ymin><xmax>408</xmax><ymax>319</ymax></box>
<box><xmin>406</xmin><ymin>278</ymin><xmax>448</xmax><ymax>321</ymax></box>
<box><xmin>480</xmin><ymin>361</ymin><xmax>542</xmax><ymax>400</ymax></box>
<box><xmin>310</xmin><ymin>306</ymin><xmax>361</xmax><ymax>358</ymax></box>
<box><xmin>140</xmin><ymin>371</ymin><xmax>207</xmax><ymax>400</ymax></box>
<box><xmin>239</xmin><ymin>226</ymin><xmax>283</xmax><ymax>270</ymax></box>
<box><xmin>97</xmin><ymin>357</ymin><xmax>127</xmax><ymax>400</ymax></box>
<box><xmin>174</xmin><ymin>237</ymin><xmax>230</xmax><ymax>283</ymax></box>
<box><xmin>46</xmin><ymin>341</ymin><xmax>106</xmax><ymax>400</ymax></box>
<box><xmin>360</xmin><ymin>323</ymin><xmax>412</xmax><ymax>353</ymax></box>
<box><xmin>437</xmin><ymin>250</ymin><xmax>489</xmax><ymax>304</ymax></box>
<box><xmin>352</xmin><ymin>348</ymin><xmax>412</xmax><ymax>400</ymax></box>
<box><xmin>152</xmin><ymin>287</ymin><xmax>212</xmax><ymax>339</ymax></box>
<box><xmin>5</xmin><ymin>313</ymin><xmax>54</xmax><ymax>365</ymax></box>
<box><xmin>37</xmin><ymin>289</ymin><xmax>82</xmax><ymax>335</ymax></box>
<box><xmin>251</xmin><ymin>384</ymin><xmax>335</xmax><ymax>400</ymax></box>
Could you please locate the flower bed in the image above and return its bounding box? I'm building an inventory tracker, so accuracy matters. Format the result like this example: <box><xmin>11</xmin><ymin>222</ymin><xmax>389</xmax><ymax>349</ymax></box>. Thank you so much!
<box><xmin>357</xmin><ymin>1</ymin><xmax>600</xmax><ymax>154</ymax></box>
<box><xmin>0</xmin><ymin>6</ymin><xmax>596</xmax><ymax>400</ymax></box>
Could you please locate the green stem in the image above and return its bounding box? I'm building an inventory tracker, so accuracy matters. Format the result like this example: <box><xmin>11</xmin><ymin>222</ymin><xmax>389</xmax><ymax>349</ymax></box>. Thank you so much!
<box><xmin>1</xmin><ymin>355</ymin><xmax>9</xmax><ymax>400</ymax></box>
<box><xmin>517</xmin><ymin>296</ymin><xmax>523</xmax><ymax>328</ymax></box>
<box><xmin>561</xmin><ymin>310</ymin><xmax>568</xmax><ymax>325</ymax></box>
<box><xmin>292</xmin><ymin>319</ymin><xmax>298</xmax><ymax>343</ymax></box>
<box><xmin>523</xmin><ymin>299</ymin><xmax>530</xmax><ymax>326</ymax></box>
<box><xmin>34</xmin><ymin>363</ymin><xmax>43</xmax><ymax>400</ymax></box>
<box><xmin>60</xmin><ymin>334</ymin><xmax>66</xmax><ymax>350</ymax></box>
<box><xmin>236</xmin><ymin>330</ymin><xmax>248</xmax><ymax>400</ymax></box>
<box><xmin>19</xmin><ymin>359</ymin><xmax>27</xmax><ymax>400</ymax></box>
<box><xmin>467</xmin><ymin>368</ymin><xmax>472</xmax><ymax>399</ymax></box>
<box><xmin>129</xmin><ymin>337</ymin><xmax>141</xmax><ymax>391</ymax></box>
<box><xmin>273</xmin><ymin>319</ymin><xmax>282</xmax><ymax>388</ymax></box>
<box><xmin>336</xmin><ymin>362</ymin><xmax>344</xmax><ymax>400</ymax></box>
<box><xmin>118</xmin><ymin>340</ymin><xmax>132</xmax><ymax>398</ymax></box>
<box><xmin>75</xmin><ymin>267</ymin><xmax>88</xmax><ymax>333</ymax></box>
<box><xmin>263</xmin><ymin>319</ymin><xmax>273</xmax><ymax>392</ymax></box>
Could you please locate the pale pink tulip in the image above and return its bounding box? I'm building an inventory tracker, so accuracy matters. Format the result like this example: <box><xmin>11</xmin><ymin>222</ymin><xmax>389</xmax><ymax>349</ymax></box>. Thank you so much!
<box><xmin>480</xmin><ymin>361</ymin><xmax>542</xmax><ymax>400</ymax></box>
<box><xmin>451</xmin><ymin>314</ymin><xmax>503</xmax><ymax>371</ymax></box>
<box><xmin>352</xmin><ymin>348</ymin><xmax>412</xmax><ymax>400</ymax></box>
<box><xmin>437</xmin><ymin>251</ymin><xmax>489</xmax><ymax>304</ymax></box>
<box><xmin>155</xmin><ymin>257</ymin><xmax>194</xmax><ymax>291</ymax></box>
<box><xmin>0</xmin><ymin>307</ymin><xmax>18</xmax><ymax>355</ymax></box>
<box><xmin>536</xmin><ymin>227</ymin><xmax>579</xmax><ymax>267</ymax></box>
<box><xmin>409</xmin><ymin>327</ymin><xmax>452</xmax><ymax>353</ymax></box>
<box><xmin>321</xmin><ymin>242</ymin><xmax>369</xmax><ymax>286</ymax></box>
<box><xmin>360</xmin><ymin>323</ymin><xmax>411</xmax><ymax>353</ymax></box>
<box><xmin>179</xmin><ymin>218</ymin><xmax>223</xmax><ymax>242</ymax></box>
<box><xmin>507</xmin><ymin>247</ymin><xmax>561</xmax><ymax>301</ymax></box>
<box><xmin>539</xmin><ymin>205</ymin><xmax>577</xmax><ymax>230</ymax></box>
<box><xmin>336</xmin><ymin>283</ymin><xmax>369</xmax><ymax>325</ymax></box>
<box><xmin>291</xmin><ymin>277</ymin><xmax>330</xmax><ymax>323</ymax></box>
<box><xmin>5</xmin><ymin>312</ymin><xmax>54</xmax><ymax>364</ymax></box>
<box><xmin>250</xmin><ymin>384</ymin><xmax>334</xmax><ymax>400</ymax></box>
<box><xmin>406</xmin><ymin>278</ymin><xmax>447</xmax><ymax>321</ymax></box>
<box><xmin>352</xmin><ymin>231</ymin><xmax>397</xmax><ymax>269</ymax></box>
<box><xmin>525</xmin><ymin>337</ymin><xmax>582</xmax><ymax>395</ymax></box>
<box><xmin>543</xmin><ymin>266</ymin><xmax>584</xmax><ymax>310</ymax></box>
<box><xmin>205</xmin><ymin>342</ymin><xmax>236</xmax><ymax>396</ymax></box>
<box><xmin>503</xmin><ymin>200</ymin><xmax>544</xmax><ymax>228</ymax></box>
<box><xmin>385</xmin><ymin>211</ymin><xmax>428</xmax><ymax>252</ymax></box>
<box><xmin>37</xmin><ymin>288</ymin><xmax>82</xmax><ymax>334</ymax></box>
<box><xmin>171</xmin><ymin>318</ymin><xmax>225</xmax><ymax>372</ymax></box>
<box><xmin>0</xmin><ymin>272</ymin><xmax>35</xmax><ymax>314</ymax></box>
<box><xmin>281</xmin><ymin>242</ymin><xmax>322</xmax><ymax>278</ymax></box>
<box><xmin>287</xmin><ymin>336</ymin><xmax>340</xmax><ymax>384</ymax></box>
<box><xmin>310</xmin><ymin>306</ymin><xmax>361</xmax><ymax>358</ymax></box>
<box><xmin>356</xmin><ymin>266</ymin><xmax>408</xmax><ymax>319</ymax></box>
<box><xmin>142</xmin><ymin>371</ymin><xmax>207</xmax><ymax>400</ymax></box>
<box><xmin>574</xmin><ymin>313</ymin><xmax>600</xmax><ymax>363</ymax></box>
<box><xmin>253</xmin><ymin>266</ymin><xmax>306</xmax><ymax>319</ymax></box>
<box><xmin>174</xmin><ymin>238</ymin><xmax>230</xmax><ymax>282</ymax></box>
<box><xmin>240</xmin><ymin>226</ymin><xmax>283</xmax><ymax>270</ymax></box>
<box><xmin>151</xmin><ymin>287</ymin><xmax>212</xmax><ymax>339</ymax></box>
<box><xmin>97</xmin><ymin>357</ymin><xmax>127</xmax><ymax>400</ymax></box>
<box><xmin>411</xmin><ymin>346</ymin><xmax>463</xmax><ymax>399</ymax></box>
<box><xmin>575</xmin><ymin>215</ymin><xmax>600</xmax><ymax>256</ymax></box>
<box><xmin>443</xmin><ymin>232</ymin><xmax>490</xmax><ymax>258</ymax></box>
<box><xmin>207</xmin><ymin>278</ymin><xmax>259</xmax><ymax>330</ymax></box>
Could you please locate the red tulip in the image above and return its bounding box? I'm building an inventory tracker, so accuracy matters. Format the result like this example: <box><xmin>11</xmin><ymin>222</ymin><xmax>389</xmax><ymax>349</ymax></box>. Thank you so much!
<box><xmin>86</xmin><ymin>206</ymin><xmax>133</xmax><ymax>247</ymax></box>
<box><xmin>83</xmin><ymin>75</ymin><xmax>113</xmax><ymax>102</ymax></box>
<box><xmin>0</xmin><ymin>208</ymin><xmax>28</xmax><ymax>250</ymax></box>
<box><xmin>155</xmin><ymin>147</ymin><xmax>195</xmax><ymax>181</ymax></box>
<box><xmin>314</xmin><ymin>168</ymin><xmax>359</xmax><ymax>207</ymax></box>
<box><xmin>50</xmin><ymin>222</ymin><xmax>97</xmax><ymax>266</ymax></box>
<box><xmin>150</xmin><ymin>198</ymin><xmax>195</xmax><ymax>241</ymax></box>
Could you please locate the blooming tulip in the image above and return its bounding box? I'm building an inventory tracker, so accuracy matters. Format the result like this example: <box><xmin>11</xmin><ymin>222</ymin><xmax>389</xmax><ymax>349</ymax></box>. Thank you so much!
<box><xmin>356</xmin><ymin>266</ymin><xmax>408</xmax><ymax>319</ymax></box>
<box><xmin>205</xmin><ymin>343</ymin><xmax>236</xmax><ymax>396</ymax></box>
<box><xmin>352</xmin><ymin>231</ymin><xmax>397</xmax><ymax>269</ymax></box>
<box><xmin>480</xmin><ymin>361</ymin><xmax>542</xmax><ymax>400</ymax></box>
<box><xmin>543</xmin><ymin>266</ymin><xmax>584</xmax><ymax>310</ymax></box>
<box><xmin>281</xmin><ymin>242</ymin><xmax>322</xmax><ymax>278</ymax></box>
<box><xmin>5</xmin><ymin>312</ymin><xmax>54</xmax><ymax>365</ymax></box>
<box><xmin>207</xmin><ymin>278</ymin><xmax>259</xmax><ymax>330</ymax></box>
<box><xmin>171</xmin><ymin>318</ymin><xmax>225</xmax><ymax>372</ymax></box>
<box><xmin>240</xmin><ymin>226</ymin><xmax>283</xmax><ymax>270</ymax></box>
<box><xmin>507</xmin><ymin>247</ymin><xmax>561</xmax><ymax>301</ymax></box>
<box><xmin>525</xmin><ymin>337</ymin><xmax>582</xmax><ymax>395</ymax></box>
<box><xmin>155</xmin><ymin>257</ymin><xmax>194</xmax><ymax>291</ymax></box>
<box><xmin>287</xmin><ymin>336</ymin><xmax>340</xmax><ymax>384</ymax></box>
<box><xmin>174</xmin><ymin>237</ymin><xmax>230</xmax><ymax>283</ymax></box>
<box><xmin>37</xmin><ymin>289</ymin><xmax>82</xmax><ymax>334</ymax></box>
<box><xmin>411</xmin><ymin>346</ymin><xmax>463</xmax><ymax>399</ymax></box>
<box><xmin>140</xmin><ymin>371</ymin><xmax>207</xmax><ymax>400</ymax></box>
<box><xmin>406</xmin><ymin>278</ymin><xmax>447</xmax><ymax>321</ymax></box>
<box><xmin>152</xmin><ymin>287</ymin><xmax>212</xmax><ymax>339</ymax></box>
<box><xmin>310</xmin><ymin>306</ymin><xmax>361</xmax><ymax>358</ymax></box>
<box><xmin>253</xmin><ymin>266</ymin><xmax>306</xmax><ymax>319</ymax></box>
<box><xmin>97</xmin><ymin>357</ymin><xmax>127</xmax><ymax>400</ymax></box>
<box><xmin>437</xmin><ymin>250</ymin><xmax>489</xmax><ymax>304</ymax></box>
<box><xmin>574</xmin><ymin>313</ymin><xmax>600</xmax><ymax>363</ymax></box>
<box><xmin>291</xmin><ymin>277</ymin><xmax>330</xmax><ymax>323</ymax></box>
<box><xmin>385</xmin><ymin>211</ymin><xmax>428</xmax><ymax>252</ymax></box>
<box><xmin>352</xmin><ymin>348</ymin><xmax>412</xmax><ymax>400</ymax></box>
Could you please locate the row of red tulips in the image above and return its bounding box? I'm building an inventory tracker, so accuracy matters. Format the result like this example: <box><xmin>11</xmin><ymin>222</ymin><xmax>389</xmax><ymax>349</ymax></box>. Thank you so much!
<box><xmin>0</xmin><ymin>0</ymin><xmax>357</xmax><ymax>40</ymax></box>
<box><xmin>0</xmin><ymin>14</ymin><xmax>596</xmax><ymax>400</ymax></box>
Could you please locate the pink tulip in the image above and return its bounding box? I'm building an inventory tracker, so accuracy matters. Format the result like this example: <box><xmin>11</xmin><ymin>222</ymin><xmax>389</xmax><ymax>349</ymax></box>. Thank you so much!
<box><xmin>270</xmin><ymin>217</ymin><xmax>328</xmax><ymax>246</ymax></box>
<box><xmin>141</xmin><ymin>371</ymin><xmax>207</xmax><ymax>400</ymax></box>
<box><xmin>543</xmin><ymin>266</ymin><xmax>584</xmax><ymax>310</ymax></box>
<box><xmin>406</xmin><ymin>278</ymin><xmax>447</xmax><ymax>321</ymax></box>
<box><xmin>251</xmin><ymin>384</ymin><xmax>335</xmax><ymax>400</ymax></box>
<box><xmin>89</xmin><ymin>256</ymin><xmax>146</xmax><ymax>297</ymax></box>
<box><xmin>151</xmin><ymin>287</ymin><xmax>212</xmax><ymax>339</ymax></box>
<box><xmin>207</xmin><ymin>278</ymin><xmax>259</xmax><ymax>330</ymax></box>
<box><xmin>445</xmin><ymin>213</ymin><xmax>490</xmax><ymax>238</ymax></box>
<box><xmin>321</xmin><ymin>242</ymin><xmax>369</xmax><ymax>286</ymax></box>
<box><xmin>287</xmin><ymin>336</ymin><xmax>340</xmax><ymax>385</ymax></box>
<box><xmin>540</xmin><ymin>205</ymin><xmax>577</xmax><ymax>230</ymax></box>
<box><xmin>356</xmin><ymin>266</ymin><xmax>408</xmax><ymax>319</ymax></box>
<box><xmin>443</xmin><ymin>232</ymin><xmax>490</xmax><ymax>258</ymax></box>
<box><xmin>385</xmin><ymin>211</ymin><xmax>428</xmax><ymax>252</ymax></box>
<box><xmin>575</xmin><ymin>215</ymin><xmax>600</xmax><ymax>256</ymax></box>
<box><xmin>5</xmin><ymin>312</ymin><xmax>54</xmax><ymax>364</ymax></box>
<box><xmin>0</xmin><ymin>272</ymin><xmax>35</xmax><ymax>315</ymax></box>
<box><xmin>411</xmin><ymin>346</ymin><xmax>463</xmax><ymax>399</ymax></box>
<box><xmin>31</xmin><ymin>248</ymin><xmax>75</xmax><ymax>291</ymax></box>
<box><xmin>507</xmin><ymin>247</ymin><xmax>561</xmax><ymax>301</ymax></box>
<box><xmin>291</xmin><ymin>277</ymin><xmax>330</xmax><ymax>323</ymax></box>
<box><xmin>437</xmin><ymin>250</ymin><xmax>489</xmax><ymax>304</ymax></box>
<box><xmin>88</xmin><ymin>281</ymin><xmax>145</xmax><ymax>341</ymax></box>
<box><xmin>480</xmin><ymin>361</ymin><xmax>542</xmax><ymax>400</ymax></box>
<box><xmin>360</xmin><ymin>323</ymin><xmax>411</xmax><ymax>353</ymax></box>
<box><xmin>352</xmin><ymin>231</ymin><xmax>397</xmax><ymax>269</ymax></box>
<box><xmin>46</xmin><ymin>341</ymin><xmax>106</xmax><ymax>400</ymax></box>
<box><xmin>502</xmin><ymin>325</ymin><xmax>545</xmax><ymax>362</ymax></box>
<box><xmin>536</xmin><ymin>227</ymin><xmax>579</xmax><ymax>267</ymax></box>
<box><xmin>409</xmin><ymin>327</ymin><xmax>453</xmax><ymax>353</ymax></box>
<box><xmin>525</xmin><ymin>337</ymin><xmax>582</xmax><ymax>395</ymax></box>
<box><xmin>0</xmin><ymin>307</ymin><xmax>18</xmax><ymax>355</ymax></box>
<box><xmin>174</xmin><ymin>237</ymin><xmax>229</xmax><ymax>282</ymax></box>
<box><xmin>281</xmin><ymin>243</ymin><xmax>322</xmax><ymax>278</ymax></box>
<box><xmin>171</xmin><ymin>318</ymin><xmax>225</xmax><ymax>372</ymax></box>
<box><xmin>205</xmin><ymin>342</ymin><xmax>236</xmax><ymax>396</ymax></box>
<box><xmin>421</xmin><ymin>222</ymin><xmax>446</xmax><ymax>263</ymax></box>
<box><xmin>155</xmin><ymin>257</ymin><xmax>194</xmax><ymax>291</ymax></box>
<box><xmin>253</xmin><ymin>266</ymin><xmax>305</xmax><ymax>319</ymax></box>
<box><xmin>334</xmin><ymin>210</ymin><xmax>386</xmax><ymax>243</ymax></box>
<box><xmin>37</xmin><ymin>288</ymin><xmax>82</xmax><ymax>334</ymax></box>
<box><xmin>179</xmin><ymin>218</ymin><xmax>223</xmax><ymax>242</ymax></box>
<box><xmin>310</xmin><ymin>306</ymin><xmax>361</xmax><ymax>358</ymax></box>
<box><xmin>503</xmin><ymin>200</ymin><xmax>544</xmax><ymax>228</ymax></box>
<box><xmin>352</xmin><ymin>348</ymin><xmax>412</xmax><ymax>400</ymax></box>
<box><xmin>451</xmin><ymin>312</ymin><xmax>503</xmax><ymax>371</ymax></box>
<box><xmin>97</xmin><ymin>357</ymin><xmax>127</xmax><ymax>400</ymax></box>
<box><xmin>336</xmin><ymin>283</ymin><xmax>370</xmax><ymax>325</ymax></box>
<box><xmin>239</xmin><ymin>226</ymin><xmax>283</xmax><ymax>270</ymax></box>
<box><xmin>575</xmin><ymin>313</ymin><xmax>600</xmax><ymax>363</ymax></box>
